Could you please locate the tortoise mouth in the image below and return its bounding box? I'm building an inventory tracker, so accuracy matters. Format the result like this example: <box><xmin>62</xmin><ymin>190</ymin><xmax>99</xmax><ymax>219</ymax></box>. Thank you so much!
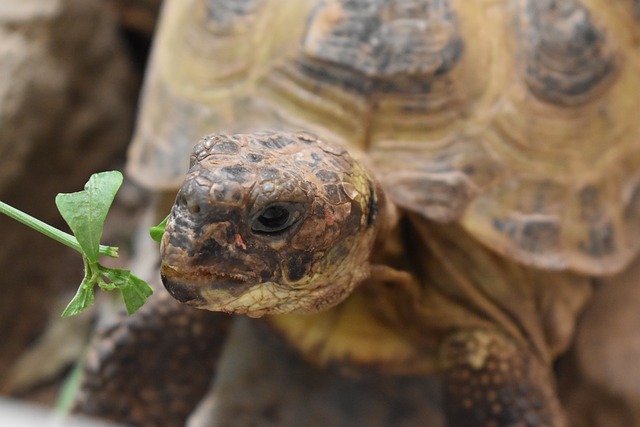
<box><xmin>161</xmin><ymin>274</ymin><xmax>205</xmax><ymax>305</ymax></box>
<box><xmin>160</xmin><ymin>263</ymin><xmax>253</xmax><ymax>307</ymax></box>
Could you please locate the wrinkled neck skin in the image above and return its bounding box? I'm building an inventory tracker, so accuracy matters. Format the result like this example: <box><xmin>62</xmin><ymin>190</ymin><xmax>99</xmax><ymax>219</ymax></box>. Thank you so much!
<box><xmin>160</xmin><ymin>132</ymin><xmax>397</xmax><ymax>318</ymax></box>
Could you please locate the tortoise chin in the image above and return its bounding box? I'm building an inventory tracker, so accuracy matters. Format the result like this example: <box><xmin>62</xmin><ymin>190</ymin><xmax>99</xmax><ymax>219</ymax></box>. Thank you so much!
<box><xmin>160</xmin><ymin>260</ymin><xmax>360</xmax><ymax>317</ymax></box>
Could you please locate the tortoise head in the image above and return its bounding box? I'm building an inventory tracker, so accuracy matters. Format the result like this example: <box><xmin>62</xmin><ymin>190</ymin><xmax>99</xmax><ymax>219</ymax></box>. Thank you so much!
<box><xmin>160</xmin><ymin>131</ymin><xmax>382</xmax><ymax>317</ymax></box>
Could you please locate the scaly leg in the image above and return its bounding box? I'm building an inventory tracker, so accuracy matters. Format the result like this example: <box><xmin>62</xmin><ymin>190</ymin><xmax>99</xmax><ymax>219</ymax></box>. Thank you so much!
<box><xmin>440</xmin><ymin>329</ymin><xmax>566</xmax><ymax>427</ymax></box>
<box><xmin>73</xmin><ymin>286</ymin><xmax>231</xmax><ymax>427</ymax></box>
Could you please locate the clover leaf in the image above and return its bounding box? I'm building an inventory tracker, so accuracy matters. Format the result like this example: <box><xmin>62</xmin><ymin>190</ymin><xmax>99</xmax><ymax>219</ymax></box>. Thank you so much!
<box><xmin>0</xmin><ymin>171</ymin><xmax>153</xmax><ymax>317</ymax></box>
<box><xmin>55</xmin><ymin>171</ymin><xmax>122</xmax><ymax>263</ymax></box>
<box><xmin>149</xmin><ymin>214</ymin><xmax>169</xmax><ymax>243</ymax></box>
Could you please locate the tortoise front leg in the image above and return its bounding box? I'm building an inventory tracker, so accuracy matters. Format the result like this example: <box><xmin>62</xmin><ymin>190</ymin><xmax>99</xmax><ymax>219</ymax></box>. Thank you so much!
<box><xmin>73</xmin><ymin>285</ymin><xmax>231</xmax><ymax>427</ymax></box>
<box><xmin>440</xmin><ymin>329</ymin><xmax>566</xmax><ymax>427</ymax></box>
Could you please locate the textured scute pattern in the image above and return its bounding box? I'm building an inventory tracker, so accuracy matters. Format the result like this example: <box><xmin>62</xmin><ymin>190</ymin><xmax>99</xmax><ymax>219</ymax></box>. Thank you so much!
<box><xmin>73</xmin><ymin>287</ymin><xmax>231</xmax><ymax>427</ymax></box>
<box><xmin>128</xmin><ymin>0</ymin><xmax>640</xmax><ymax>276</ymax></box>
<box><xmin>126</xmin><ymin>0</ymin><xmax>312</xmax><ymax>190</ymax></box>
<box><xmin>516</xmin><ymin>0</ymin><xmax>615</xmax><ymax>106</ymax></box>
<box><xmin>301</xmin><ymin>0</ymin><xmax>463</xmax><ymax>79</ymax></box>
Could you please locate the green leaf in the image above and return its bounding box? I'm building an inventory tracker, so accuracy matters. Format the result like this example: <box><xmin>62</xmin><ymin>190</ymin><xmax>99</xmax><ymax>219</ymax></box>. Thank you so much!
<box><xmin>55</xmin><ymin>171</ymin><xmax>123</xmax><ymax>263</ymax></box>
<box><xmin>3</xmin><ymin>170</ymin><xmax>156</xmax><ymax>317</ymax></box>
<box><xmin>119</xmin><ymin>274</ymin><xmax>154</xmax><ymax>315</ymax></box>
<box><xmin>99</xmin><ymin>266</ymin><xmax>130</xmax><ymax>286</ymax></box>
<box><xmin>150</xmin><ymin>214</ymin><xmax>170</xmax><ymax>243</ymax></box>
<box><xmin>56</xmin><ymin>357</ymin><xmax>85</xmax><ymax>413</ymax></box>
<box><xmin>101</xmin><ymin>267</ymin><xmax>154</xmax><ymax>315</ymax></box>
<box><xmin>61</xmin><ymin>274</ymin><xmax>95</xmax><ymax>318</ymax></box>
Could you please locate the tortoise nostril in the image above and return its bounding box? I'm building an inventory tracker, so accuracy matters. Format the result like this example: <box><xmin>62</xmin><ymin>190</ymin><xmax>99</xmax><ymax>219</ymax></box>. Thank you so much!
<box><xmin>178</xmin><ymin>193</ymin><xmax>203</xmax><ymax>214</ymax></box>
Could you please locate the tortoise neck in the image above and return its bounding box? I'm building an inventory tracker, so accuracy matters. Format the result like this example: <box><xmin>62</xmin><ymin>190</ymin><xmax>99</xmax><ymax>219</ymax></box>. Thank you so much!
<box><xmin>371</xmin><ymin>180</ymin><xmax>400</xmax><ymax>245</ymax></box>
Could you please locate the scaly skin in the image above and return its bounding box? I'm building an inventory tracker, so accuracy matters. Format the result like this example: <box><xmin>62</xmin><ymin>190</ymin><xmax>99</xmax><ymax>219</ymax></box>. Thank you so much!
<box><xmin>161</xmin><ymin>131</ymin><xmax>570</xmax><ymax>426</ymax></box>
<box><xmin>161</xmin><ymin>131</ymin><xmax>385</xmax><ymax>317</ymax></box>
<box><xmin>78</xmin><ymin>0</ymin><xmax>640</xmax><ymax>425</ymax></box>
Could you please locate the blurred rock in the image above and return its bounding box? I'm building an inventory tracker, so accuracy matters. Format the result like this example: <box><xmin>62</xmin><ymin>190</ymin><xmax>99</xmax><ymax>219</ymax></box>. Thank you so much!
<box><xmin>107</xmin><ymin>0</ymin><xmax>162</xmax><ymax>37</ymax></box>
<box><xmin>0</xmin><ymin>397</ymin><xmax>122</xmax><ymax>427</ymax></box>
<box><xmin>106</xmin><ymin>0</ymin><xmax>161</xmax><ymax>71</ymax></box>
<box><xmin>0</xmin><ymin>0</ymin><xmax>137</xmax><ymax>394</ymax></box>
<box><xmin>189</xmin><ymin>318</ymin><xmax>445</xmax><ymax>427</ymax></box>
<box><xmin>559</xmin><ymin>255</ymin><xmax>640</xmax><ymax>426</ymax></box>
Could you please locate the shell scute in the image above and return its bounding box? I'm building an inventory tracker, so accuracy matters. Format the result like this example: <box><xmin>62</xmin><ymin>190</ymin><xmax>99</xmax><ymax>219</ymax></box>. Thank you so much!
<box><xmin>302</xmin><ymin>0</ymin><xmax>462</xmax><ymax>80</ymax></box>
<box><xmin>515</xmin><ymin>0</ymin><xmax>616</xmax><ymax>106</ymax></box>
<box><xmin>130</xmin><ymin>0</ymin><xmax>640</xmax><ymax>274</ymax></box>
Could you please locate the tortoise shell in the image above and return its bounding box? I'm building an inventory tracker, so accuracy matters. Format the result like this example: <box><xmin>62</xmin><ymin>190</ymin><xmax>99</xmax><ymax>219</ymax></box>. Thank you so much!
<box><xmin>127</xmin><ymin>0</ymin><xmax>640</xmax><ymax>275</ymax></box>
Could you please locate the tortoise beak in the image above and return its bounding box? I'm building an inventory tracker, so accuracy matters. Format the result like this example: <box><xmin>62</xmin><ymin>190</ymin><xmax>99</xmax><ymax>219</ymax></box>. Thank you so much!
<box><xmin>160</xmin><ymin>264</ymin><xmax>207</xmax><ymax>306</ymax></box>
<box><xmin>160</xmin><ymin>262</ymin><xmax>258</xmax><ymax>313</ymax></box>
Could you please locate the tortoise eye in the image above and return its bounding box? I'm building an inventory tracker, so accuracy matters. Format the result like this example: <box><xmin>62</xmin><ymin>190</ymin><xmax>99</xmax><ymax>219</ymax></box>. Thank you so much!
<box><xmin>252</xmin><ymin>205</ymin><xmax>295</xmax><ymax>233</ymax></box>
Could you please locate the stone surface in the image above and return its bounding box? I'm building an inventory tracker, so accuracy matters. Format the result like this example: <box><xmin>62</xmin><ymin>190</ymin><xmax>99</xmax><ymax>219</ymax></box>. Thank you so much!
<box><xmin>189</xmin><ymin>317</ymin><xmax>445</xmax><ymax>427</ymax></box>
<box><xmin>108</xmin><ymin>0</ymin><xmax>162</xmax><ymax>36</ymax></box>
<box><xmin>0</xmin><ymin>398</ymin><xmax>122</xmax><ymax>427</ymax></box>
<box><xmin>0</xmin><ymin>0</ymin><xmax>136</xmax><ymax>391</ymax></box>
<box><xmin>558</xmin><ymin>254</ymin><xmax>640</xmax><ymax>426</ymax></box>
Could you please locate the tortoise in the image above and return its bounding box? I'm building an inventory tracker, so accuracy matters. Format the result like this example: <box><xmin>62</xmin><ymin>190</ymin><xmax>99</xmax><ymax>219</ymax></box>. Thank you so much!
<box><xmin>74</xmin><ymin>0</ymin><xmax>640</xmax><ymax>426</ymax></box>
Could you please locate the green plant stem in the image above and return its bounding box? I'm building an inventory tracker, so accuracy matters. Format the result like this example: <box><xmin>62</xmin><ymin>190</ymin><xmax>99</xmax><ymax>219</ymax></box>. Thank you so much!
<box><xmin>0</xmin><ymin>201</ymin><xmax>118</xmax><ymax>258</ymax></box>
